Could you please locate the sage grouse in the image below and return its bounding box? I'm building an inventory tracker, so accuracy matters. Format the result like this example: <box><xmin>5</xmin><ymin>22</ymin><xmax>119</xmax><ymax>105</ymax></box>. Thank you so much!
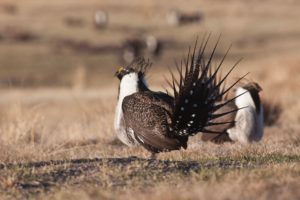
<box><xmin>166</xmin><ymin>9</ymin><xmax>203</xmax><ymax>26</ymax></box>
<box><xmin>94</xmin><ymin>10</ymin><xmax>108</xmax><ymax>29</ymax></box>
<box><xmin>201</xmin><ymin>82</ymin><xmax>264</xmax><ymax>144</ymax></box>
<box><xmin>114</xmin><ymin>37</ymin><xmax>245</xmax><ymax>156</ymax></box>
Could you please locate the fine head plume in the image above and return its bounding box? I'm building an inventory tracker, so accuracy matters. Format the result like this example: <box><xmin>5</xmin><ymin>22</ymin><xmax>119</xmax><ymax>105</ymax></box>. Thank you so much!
<box><xmin>115</xmin><ymin>57</ymin><xmax>152</xmax><ymax>80</ymax></box>
<box><xmin>128</xmin><ymin>57</ymin><xmax>152</xmax><ymax>78</ymax></box>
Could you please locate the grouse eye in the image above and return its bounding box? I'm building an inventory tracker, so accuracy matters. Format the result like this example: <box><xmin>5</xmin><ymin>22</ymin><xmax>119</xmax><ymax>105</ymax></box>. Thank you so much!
<box><xmin>115</xmin><ymin>67</ymin><xmax>133</xmax><ymax>80</ymax></box>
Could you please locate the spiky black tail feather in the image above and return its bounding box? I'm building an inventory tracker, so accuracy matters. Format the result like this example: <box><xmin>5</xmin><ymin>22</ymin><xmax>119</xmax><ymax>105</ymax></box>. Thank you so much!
<box><xmin>168</xmin><ymin>35</ymin><xmax>246</xmax><ymax>137</ymax></box>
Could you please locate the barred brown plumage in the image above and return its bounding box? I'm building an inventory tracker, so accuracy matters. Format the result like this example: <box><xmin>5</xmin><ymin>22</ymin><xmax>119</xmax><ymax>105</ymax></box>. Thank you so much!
<box><xmin>114</xmin><ymin>35</ymin><xmax>246</xmax><ymax>157</ymax></box>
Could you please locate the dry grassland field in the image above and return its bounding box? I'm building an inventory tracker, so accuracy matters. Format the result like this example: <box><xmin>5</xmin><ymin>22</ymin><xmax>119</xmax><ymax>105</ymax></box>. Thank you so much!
<box><xmin>0</xmin><ymin>0</ymin><xmax>300</xmax><ymax>199</ymax></box>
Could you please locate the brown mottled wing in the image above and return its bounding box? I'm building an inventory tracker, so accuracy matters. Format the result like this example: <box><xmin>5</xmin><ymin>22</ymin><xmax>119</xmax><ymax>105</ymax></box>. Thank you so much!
<box><xmin>201</xmin><ymin>101</ymin><xmax>237</xmax><ymax>142</ymax></box>
<box><xmin>152</xmin><ymin>91</ymin><xmax>174</xmax><ymax>113</ymax></box>
<box><xmin>122</xmin><ymin>91</ymin><xmax>181</xmax><ymax>153</ymax></box>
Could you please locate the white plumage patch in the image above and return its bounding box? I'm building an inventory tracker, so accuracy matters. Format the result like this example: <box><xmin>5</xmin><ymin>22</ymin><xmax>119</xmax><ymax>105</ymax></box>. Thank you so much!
<box><xmin>114</xmin><ymin>72</ymin><xmax>145</xmax><ymax>146</ymax></box>
<box><xmin>137</xmin><ymin>135</ymin><xmax>144</xmax><ymax>144</ymax></box>
<box><xmin>119</xmin><ymin>73</ymin><xmax>140</xmax><ymax>100</ymax></box>
<box><xmin>235</xmin><ymin>87</ymin><xmax>255</xmax><ymax>109</ymax></box>
<box><xmin>227</xmin><ymin>87</ymin><xmax>264</xmax><ymax>144</ymax></box>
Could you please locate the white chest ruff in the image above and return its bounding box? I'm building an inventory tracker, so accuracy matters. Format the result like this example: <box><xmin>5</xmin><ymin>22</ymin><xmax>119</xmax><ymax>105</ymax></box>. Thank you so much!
<box><xmin>114</xmin><ymin>73</ymin><xmax>143</xmax><ymax>146</ymax></box>
<box><xmin>227</xmin><ymin>87</ymin><xmax>264</xmax><ymax>143</ymax></box>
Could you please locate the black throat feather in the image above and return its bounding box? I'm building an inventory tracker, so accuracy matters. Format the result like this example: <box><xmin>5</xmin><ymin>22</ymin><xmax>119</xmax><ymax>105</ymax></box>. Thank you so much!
<box><xmin>249</xmin><ymin>90</ymin><xmax>261</xmax><ymax>113</ymax></box>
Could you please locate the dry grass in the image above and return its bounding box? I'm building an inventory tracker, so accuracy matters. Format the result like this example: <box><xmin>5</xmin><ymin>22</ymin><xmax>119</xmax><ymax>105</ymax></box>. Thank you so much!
<box><xmin>0</xmin><ymin>0</ymin><xmax>300</xmax><ymax>199</ymax></box>
<box><xmin>0</xmin><ymin>84</ymin><xmax>299</xmax><ymax>199</ymax></box>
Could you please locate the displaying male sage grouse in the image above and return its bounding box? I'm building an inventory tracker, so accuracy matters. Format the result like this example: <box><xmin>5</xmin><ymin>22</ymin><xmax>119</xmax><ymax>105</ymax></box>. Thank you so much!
<box><xmin>114</xmin><ymin>36</ymin><xmax>246</xmax><ymax>157</ymax></box>
<box><xmin>201</xmin><ymin>82</ymin><xmax>264</xmax><ymax>144</ymax></box>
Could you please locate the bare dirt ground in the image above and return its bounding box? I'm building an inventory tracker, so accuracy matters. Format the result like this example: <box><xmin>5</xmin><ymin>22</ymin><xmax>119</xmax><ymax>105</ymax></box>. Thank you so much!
<box><xmin>0</xmin><ymin>0</ymin><xmax>300</xmax><ymax>199</ymax></box>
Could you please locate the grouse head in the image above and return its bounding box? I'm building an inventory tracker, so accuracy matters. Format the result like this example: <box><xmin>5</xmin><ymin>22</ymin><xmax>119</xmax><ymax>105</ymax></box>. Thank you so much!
<box><xmin>242</xmin><ymin>82</ymin><xmax>262</xmax><ymax>94</ymax></box>
<box><xmin>115</xmin><ymin>58</ymin><xmax>151</xmax><ymax>81</ymax></box>
<box><xmin>115</xmin><ymin>58</ymin><xmax>151</xmax><ymax>96</ymax></box>
<box><xmin>115</xmin><ymin>67</ymin><xmax>135</xmax><ymax>80</ymax></box>
<box><xmin>239</xmin><ymin>81</ymin><xmax>262</xmax><ymax>113</ymax></box>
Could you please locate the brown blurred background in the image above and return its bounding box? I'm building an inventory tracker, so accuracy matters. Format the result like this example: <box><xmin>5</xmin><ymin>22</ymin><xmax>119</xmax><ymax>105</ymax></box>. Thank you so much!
<box><xmin>0</xmin><ymin>0</ymin><xmax>299</xmax><ymax>89</ymax></box>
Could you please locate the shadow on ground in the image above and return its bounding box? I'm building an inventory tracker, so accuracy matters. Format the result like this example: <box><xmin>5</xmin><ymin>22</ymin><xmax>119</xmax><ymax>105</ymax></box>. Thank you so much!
<box><xmin>0</xmin><ymin>154</ymin><xmax>299</xmax><ymax>198</ymax></box>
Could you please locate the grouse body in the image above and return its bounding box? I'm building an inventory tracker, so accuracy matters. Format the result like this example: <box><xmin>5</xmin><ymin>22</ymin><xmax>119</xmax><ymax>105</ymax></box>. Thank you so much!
<box><xmin>114</xmin><ymin>36</ymin><xmax>246</xmax><ymax>155</ymax></box>
<box><xmin>202</xmin><ymin>82</ymin><xmax>264</xmax><ymax>143</ymax></box>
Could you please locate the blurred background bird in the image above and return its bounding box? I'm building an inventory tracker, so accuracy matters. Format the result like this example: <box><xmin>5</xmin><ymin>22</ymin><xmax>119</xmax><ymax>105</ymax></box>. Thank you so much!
<box><xmin>201</xmin><ymin>81</ymin><xmax>264</xmax><ymax>144</ymax></box>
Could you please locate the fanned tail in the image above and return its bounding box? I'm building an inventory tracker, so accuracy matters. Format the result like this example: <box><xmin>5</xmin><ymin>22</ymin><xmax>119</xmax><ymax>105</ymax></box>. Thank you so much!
<box><xmin>169</xmin><ymin>35</ymin><xmax>246</xmax><ymax>137</ymax></box>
